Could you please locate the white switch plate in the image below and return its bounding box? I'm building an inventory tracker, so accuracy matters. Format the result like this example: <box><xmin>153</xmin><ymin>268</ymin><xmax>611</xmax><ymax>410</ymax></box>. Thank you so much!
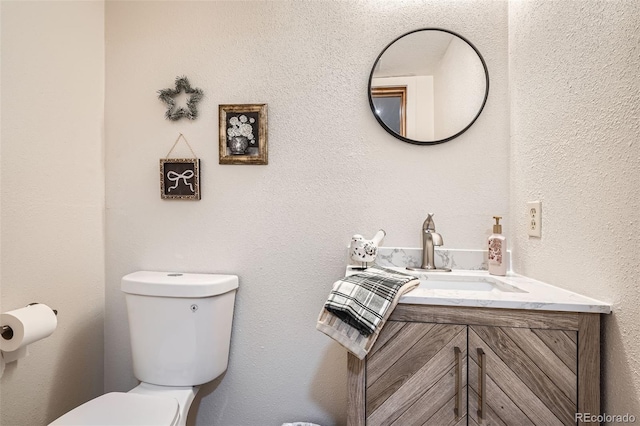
<box><xmin>527</xmin><ymin>201</ymin><xmax>542</xmax><ymax>237</ymax></box>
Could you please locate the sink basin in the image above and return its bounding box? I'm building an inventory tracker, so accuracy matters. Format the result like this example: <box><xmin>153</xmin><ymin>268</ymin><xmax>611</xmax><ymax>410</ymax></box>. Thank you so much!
<box><xmin>406</xmin><ymin>272</ymin><xmax>527</xmax><ymax>293</ymax></box>
<box><xmin>420</xmin><ymin>277</ymin><xmax>497</xmax><ymax>291</ymax></box>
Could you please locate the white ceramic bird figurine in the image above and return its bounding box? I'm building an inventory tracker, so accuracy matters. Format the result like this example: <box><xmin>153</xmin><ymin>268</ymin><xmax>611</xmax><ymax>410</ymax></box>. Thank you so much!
<box><xmin>349</xmin><ymin>229</ymin><xmax>386</xmax><ymax>269</ymax></box>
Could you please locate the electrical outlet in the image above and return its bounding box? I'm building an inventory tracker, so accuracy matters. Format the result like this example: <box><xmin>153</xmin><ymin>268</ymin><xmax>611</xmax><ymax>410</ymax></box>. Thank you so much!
<box><xmin>527</xmin><ymin>201</ymin><xmax>542</xmax><ymax>237</ymax></box>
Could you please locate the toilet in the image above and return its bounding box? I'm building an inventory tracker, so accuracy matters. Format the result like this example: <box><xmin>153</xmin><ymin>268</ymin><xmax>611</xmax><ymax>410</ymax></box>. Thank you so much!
<box><xmin>50</xmin><ymin>271</ymin><xmax>239</xmax><ymax>426</ymax></box>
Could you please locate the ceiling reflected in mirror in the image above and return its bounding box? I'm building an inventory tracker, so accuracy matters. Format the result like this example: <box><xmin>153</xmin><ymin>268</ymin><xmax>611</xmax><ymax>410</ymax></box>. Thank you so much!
<box><xmin>369</xmin><ymin>28</ymin><xmax>489</xmax><ymax>145</ymax></box>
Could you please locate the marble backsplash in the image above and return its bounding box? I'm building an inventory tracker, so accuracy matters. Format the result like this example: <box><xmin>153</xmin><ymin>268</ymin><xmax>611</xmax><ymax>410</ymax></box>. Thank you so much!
<box><xmin>351</xmin><ymin>247</ymin><xmax>511</xmax><ymax>271</ymax></box>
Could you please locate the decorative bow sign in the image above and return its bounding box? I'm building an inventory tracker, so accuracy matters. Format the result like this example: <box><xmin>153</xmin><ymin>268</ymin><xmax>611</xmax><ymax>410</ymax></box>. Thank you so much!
<box><xmin>166</xmin><ymin>169</ymin><xmax>195</xmax><ymax>192</ymax></box>
<box><xmin>160</xmin><ymin>134</ymin><xmax>201</xmax><ymax>200</ymax></box>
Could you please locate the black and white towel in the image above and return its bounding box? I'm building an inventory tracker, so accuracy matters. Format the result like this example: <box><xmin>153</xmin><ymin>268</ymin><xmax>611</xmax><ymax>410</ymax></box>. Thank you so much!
<box><xmin>323</xmin><ymin>266</ymin><xmax>418</xmax><ymax>336</ymax></box>
<box><xmin>317</xmin><ymin>266</ymin><xmax>419</xmax><ymax>359</ymax></box>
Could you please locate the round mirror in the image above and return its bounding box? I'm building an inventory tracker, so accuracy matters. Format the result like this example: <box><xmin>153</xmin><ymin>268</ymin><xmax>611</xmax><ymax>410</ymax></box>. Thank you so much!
<box><xmin>369</xmin><ymin>28</ymin><xmax>489</xmax><ymax>145</ymax></box>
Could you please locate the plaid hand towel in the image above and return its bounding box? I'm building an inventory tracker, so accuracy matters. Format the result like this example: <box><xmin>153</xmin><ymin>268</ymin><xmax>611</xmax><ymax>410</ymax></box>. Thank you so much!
<box><xmin>323</xmin><ymin>266</ymin><xmax>419</xmax><ymax>337</ymax></box>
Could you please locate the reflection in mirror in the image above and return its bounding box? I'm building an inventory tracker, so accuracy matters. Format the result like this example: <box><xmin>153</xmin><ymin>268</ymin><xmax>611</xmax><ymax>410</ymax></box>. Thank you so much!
<box><xmin>369</xmin><ymin>28</ymin><xmax>489</xmax><ymax>145</ymax></box>
<box><xmin>371</xmin><ymin>87</ymin><xmax>407</xmax><ymax>137</ymax></box>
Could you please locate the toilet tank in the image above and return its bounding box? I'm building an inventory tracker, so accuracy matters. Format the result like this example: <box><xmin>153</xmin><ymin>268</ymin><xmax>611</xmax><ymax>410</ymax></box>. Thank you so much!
<box><xmin>121</xmin><ymin>271</ymin><xmax>238</xmax><ymax>386</ymax></box>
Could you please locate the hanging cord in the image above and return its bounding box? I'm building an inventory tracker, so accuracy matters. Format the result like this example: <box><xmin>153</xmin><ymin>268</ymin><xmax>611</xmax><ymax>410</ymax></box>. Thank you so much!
<box><xmin>165</xmin><ymin>133</ymin><xmax>197</xmax><ymax>158</ymax></box>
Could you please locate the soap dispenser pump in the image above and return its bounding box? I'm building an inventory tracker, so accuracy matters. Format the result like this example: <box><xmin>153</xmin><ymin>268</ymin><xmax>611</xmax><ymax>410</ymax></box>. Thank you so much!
<box><xmin>488</xmin><ymin>216</ymin><xmax>507</xmax><ymax>276</ymax></box>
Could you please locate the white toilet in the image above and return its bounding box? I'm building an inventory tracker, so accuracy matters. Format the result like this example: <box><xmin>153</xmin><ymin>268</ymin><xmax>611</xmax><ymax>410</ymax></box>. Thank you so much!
<box><xmin>50</xmin><ymin>271</ymin><xmax>239</xmax><ymax>426</ymax></box>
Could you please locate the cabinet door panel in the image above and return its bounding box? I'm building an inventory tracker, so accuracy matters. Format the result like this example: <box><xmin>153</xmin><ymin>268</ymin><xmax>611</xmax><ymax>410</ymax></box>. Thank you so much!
<box><xmin>368</xmin><ymin>321</ymin><xmax>410</xmax><ymax>357</ymax></box>
<box><xmin>417</xmin><ymin>391</ymin><xmax>466</xmax><ymax>426</ymax></box>
<box><xmin>468</xmin><ymin>356</ymin><xmax>532</xmax><ymax>426</ymax></box>
<box><xmin>391</xmin><ymin>343</ymin><xmax>467</xmax><ymax>426</ymax></box>
<box><xmin>505</xmin><ymin>327</ymin><xmax>577</xmax><ymax>402</ymax></box>
<box><xmin>469</xmin><ymin>326</ymin><xmax>577</xmax><ymax>425</ymax></box>
<box><xmin>367</xmin><ymin>322</ymin><xmax>436</xmax><ymax>385</ymax></box>
<box><xmin>366</xmin><ymin>323</ymin><xmax>466</xmax><ymax>426</ymax></box>
<box><xmin>532</xmin><ymin>328</ymin><xmax>578</xmax><ymax>374</ymax></box>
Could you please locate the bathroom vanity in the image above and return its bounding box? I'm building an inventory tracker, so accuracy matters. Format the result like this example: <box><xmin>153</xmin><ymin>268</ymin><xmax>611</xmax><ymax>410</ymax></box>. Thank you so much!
<box><xmin>345</xmin><ymin>249</ymin><xmax>611</xmax><ymax>426</ymax></box>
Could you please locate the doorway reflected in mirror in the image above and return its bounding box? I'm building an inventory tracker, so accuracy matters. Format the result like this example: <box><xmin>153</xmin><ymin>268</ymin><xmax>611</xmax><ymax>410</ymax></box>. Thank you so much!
<box><xmin>371</xmin><ymin>87</ymin><xmax>406</xmax><ymax>137</ymax></box>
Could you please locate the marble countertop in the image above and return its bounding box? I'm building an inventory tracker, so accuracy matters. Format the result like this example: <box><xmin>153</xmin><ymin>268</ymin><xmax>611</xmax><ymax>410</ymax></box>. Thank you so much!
<box><xmin>397</xmin><ymin>268</ymin><xmax>610</xmax><ymax>313</ymax></box>
<box><xmin>345</xmin><ymin>248</ymin><xmax>611</xmax><ymax>314</ymax></box>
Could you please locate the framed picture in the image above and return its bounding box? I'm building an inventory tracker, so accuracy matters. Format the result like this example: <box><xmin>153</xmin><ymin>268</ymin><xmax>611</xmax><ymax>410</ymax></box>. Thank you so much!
<box><xmin>160</xmin><ymin>158</ymin><xmax>201</xmax><ymax>200</ymax></box>
<box><xmin>219</xmin><ymin>104</ymin><xmax>268</xmax><ymax>165</ymax></box>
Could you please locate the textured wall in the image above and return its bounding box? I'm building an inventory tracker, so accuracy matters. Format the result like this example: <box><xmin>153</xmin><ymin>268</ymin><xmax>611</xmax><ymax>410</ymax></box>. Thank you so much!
<box><xmin>0</xmin><ymin>1</ymin><xmax>105</xmax><ymax>425</ymax></box>
<box><xmin>509</xmin><ymin>0</ymin><xmax>640</xmax><ymax>417</ymax></box>
<box><xmin>104</xmin><ymin>1</ymin><xmax>509</xmax><ymax>425</ymax></box>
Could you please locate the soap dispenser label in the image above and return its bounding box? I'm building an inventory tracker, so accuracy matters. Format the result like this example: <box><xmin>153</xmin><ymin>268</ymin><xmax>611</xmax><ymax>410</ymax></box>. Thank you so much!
<box><xmin>488</xmin><ymin>239</ymin><xmax>503</xmax><ymax>265</ymax></box>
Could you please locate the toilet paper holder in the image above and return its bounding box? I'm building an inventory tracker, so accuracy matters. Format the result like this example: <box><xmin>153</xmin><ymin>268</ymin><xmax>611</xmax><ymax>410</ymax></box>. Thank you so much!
<box><xmin>1</xmin><ymin>303</ymin><xmax>58</xmax><ymax>340</ymax></box>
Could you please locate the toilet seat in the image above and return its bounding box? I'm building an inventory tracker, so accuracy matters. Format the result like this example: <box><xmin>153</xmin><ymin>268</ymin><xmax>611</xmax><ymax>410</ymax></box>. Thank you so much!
<box><xmin>48</xmin><ymin>392</ymin><xmax>179</xmax><ymax>426</ymax></box>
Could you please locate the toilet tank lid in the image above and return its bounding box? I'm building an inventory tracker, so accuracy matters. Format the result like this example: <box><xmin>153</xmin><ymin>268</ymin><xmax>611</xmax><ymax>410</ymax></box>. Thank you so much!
<box><xmin>121</xmin><ymin>271</ymin><xmax>239</xmax><ymax>298</ymax></box>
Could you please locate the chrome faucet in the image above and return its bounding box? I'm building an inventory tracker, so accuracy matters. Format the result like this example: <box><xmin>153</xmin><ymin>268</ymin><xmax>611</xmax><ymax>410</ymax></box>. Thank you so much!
<box><xmin>408</xmin><ymin>213</ymin><xmax>451</xmax><ymax>272</ymax></box>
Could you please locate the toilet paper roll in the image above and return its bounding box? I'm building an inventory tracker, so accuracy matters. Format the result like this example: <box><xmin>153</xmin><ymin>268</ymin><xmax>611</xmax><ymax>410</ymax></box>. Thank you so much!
<box><xmin>0</xmin><ymin>304</ymin><xmax>57</xmax><ymax>352</ymax></box>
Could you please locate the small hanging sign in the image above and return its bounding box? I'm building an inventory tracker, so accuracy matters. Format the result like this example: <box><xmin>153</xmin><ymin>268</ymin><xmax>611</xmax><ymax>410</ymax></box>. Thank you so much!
<box><xmin>160</xmin><ymin>134</ymin><xmax>201</xmax><ymax>200</ymax></box>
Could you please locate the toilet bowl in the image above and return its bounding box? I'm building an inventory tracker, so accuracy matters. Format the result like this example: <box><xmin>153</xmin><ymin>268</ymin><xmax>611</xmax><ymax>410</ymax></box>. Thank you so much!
<box><xmin>49</xmin><ymin>271</ymin><xmax>238</xmax><ymax>426</ymax></box>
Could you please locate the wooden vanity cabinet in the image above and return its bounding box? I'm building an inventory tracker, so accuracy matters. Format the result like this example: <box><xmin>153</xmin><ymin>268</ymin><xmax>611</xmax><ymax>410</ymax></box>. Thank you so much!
<box><xmin>347</xmin><ymin>305</ymin><xmax>600</xmax><ymax>426</ymax></box>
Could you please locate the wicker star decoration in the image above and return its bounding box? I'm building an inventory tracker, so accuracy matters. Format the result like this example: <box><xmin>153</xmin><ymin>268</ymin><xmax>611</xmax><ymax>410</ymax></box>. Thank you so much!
<box><xmin>158</xmin><ymin>76</ymin><xmax>203</xmax><ymax>121</ymax></box>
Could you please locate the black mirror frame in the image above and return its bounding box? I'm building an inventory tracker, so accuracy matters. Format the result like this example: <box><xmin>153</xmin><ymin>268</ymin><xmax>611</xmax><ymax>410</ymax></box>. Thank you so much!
<box><xmin>368</xmin><ymin>28</ymin><xmax>490</xmax><ymax>145</ymax></box>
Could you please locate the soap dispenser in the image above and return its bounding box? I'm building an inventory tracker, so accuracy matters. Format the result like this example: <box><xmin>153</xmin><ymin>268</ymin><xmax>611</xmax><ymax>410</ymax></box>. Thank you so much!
<box><xmin>488</xmin><ymin>216</ymin><xmax>507</xmax><ymax>276</ymax></box>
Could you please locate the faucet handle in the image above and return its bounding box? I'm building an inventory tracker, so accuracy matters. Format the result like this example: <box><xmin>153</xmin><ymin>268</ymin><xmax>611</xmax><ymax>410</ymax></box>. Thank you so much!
<box><xmin>423</xmin><ymin>213</ymin><xmax>436</xmax><ymax>232</ymax></box>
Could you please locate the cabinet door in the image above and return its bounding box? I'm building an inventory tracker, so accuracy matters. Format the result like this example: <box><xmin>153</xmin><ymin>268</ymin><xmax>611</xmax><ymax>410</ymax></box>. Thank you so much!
<box><xmin>365</xmin><ymin>321</ymin><xmax>467</xmax><ymax>426</ymax></box>
<box><xmin>468</xmin><ymin>325</ymin><xmax>578</xmax><ymax>426</ymax></box>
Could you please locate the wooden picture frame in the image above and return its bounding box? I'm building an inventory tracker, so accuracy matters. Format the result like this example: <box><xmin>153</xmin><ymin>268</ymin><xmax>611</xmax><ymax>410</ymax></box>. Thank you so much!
<box><xmin>219</xmin><ymin>104</ymin><xmax>268</xmax><ymax>165</ymax></box>
<box><xmin>160</xmin><ymin>158</ymin><xmax>201</xmax><ymax>200</ymax></box>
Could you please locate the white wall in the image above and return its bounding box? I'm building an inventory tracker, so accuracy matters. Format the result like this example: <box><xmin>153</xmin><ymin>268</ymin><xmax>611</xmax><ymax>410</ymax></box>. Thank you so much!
<box><xmin>104</xmin><ymin>1</ymin><xmax>509</xmax><ymax>425</ymax></box>
<box><xmin>0</xmin><ymin>1</ymin><xmax>105</xmax><ymax>425</ymax></box>
<box><xmin>509</xmin><ymin>0</ymin><xmax>640</xmax><ymax>417</ymax></box>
